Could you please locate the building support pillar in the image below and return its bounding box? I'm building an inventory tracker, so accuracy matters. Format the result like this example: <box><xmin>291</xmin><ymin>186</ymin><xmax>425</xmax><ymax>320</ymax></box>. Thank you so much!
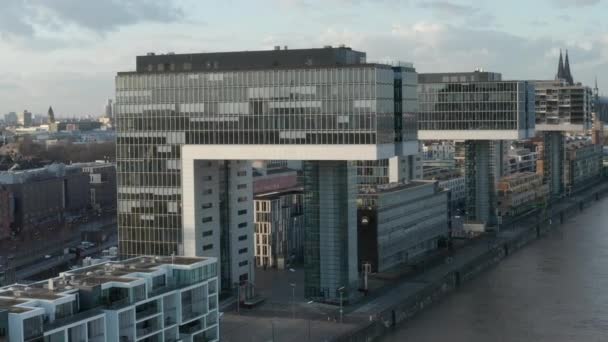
<box><xmin>465</xmin><ymin>140</ymin><xmax>498</xmax><ymax>227</ymax></box>
<box><xmin>303</xmin><ymin>161</ymin><xmax>358</xmax><ymax>302</ymax></box>
<box><xmin>543</xmin><ymin>131</ymin><xmax>565</xmax><ymax>198</ymax></box>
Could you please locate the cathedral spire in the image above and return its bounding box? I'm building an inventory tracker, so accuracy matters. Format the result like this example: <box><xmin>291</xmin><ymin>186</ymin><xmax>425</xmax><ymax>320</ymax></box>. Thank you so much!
<box><xmin>564</xmin><ymin>49</ymin><xmax>574</xmax><ymax>85</ymax></box>
<box><xmin>48</xmin><ymin>106</ymin><xmax>55</xmax><ymax>124</ymax></box>
<box><xmin>556</xmin><ymin>49</ymin><xmax>565</xmax><ymax>81</ymax></box>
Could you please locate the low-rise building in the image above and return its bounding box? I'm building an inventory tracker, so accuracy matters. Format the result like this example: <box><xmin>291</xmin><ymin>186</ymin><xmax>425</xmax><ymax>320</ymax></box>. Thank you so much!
<box><xmin>254</xmin><ymin>189</ymin><xmax>304</xmax><ymax>269</ymax></box>
<box><xmin>564</xmin><ymin>139</ymin><xmax>603</xmax><ymax>191</ymax></box>
<box><xmin>506</xmin><ymin>147</ymin><xmax>538</xmax><ymax>175</ymax></box>
<box><xmin>0</xmin><ymin>164</ymin><xmax>90</xmax><ymax>236</ymax></box>
<box><xmin>357</xmin><ymin>181</ymin><xmax>449</xmax><ymax>273</ymax></box>
<box><xmin>0</xmin><ymin>256</ymin><xmax>219</xmax><ymax>342</ymax></box>
<box><xmin>438</xmin><ymin>176</ymin><xmax>466</xmax><ymax>211</ymax></box>
<box><xmin>497</xmin><ymin>172</ymin><xmax>549</xmax><ymax>217</ymax></box>
<box><xmin>73</xmin><ymin>161</ymin><xmax>117</xmax><ymax>212</ymax></box>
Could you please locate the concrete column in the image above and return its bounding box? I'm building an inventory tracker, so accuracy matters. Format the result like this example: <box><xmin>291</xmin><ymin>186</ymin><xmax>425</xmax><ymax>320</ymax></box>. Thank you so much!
<box><xmin>303</xmin><ymin>161</ymin><xmax>358</xmax><ymax>301</ymax></box>
<box><xmin>465</xmin><ymin>140</ymin><xmax>498</xmax><ymax>226</ymax></box>
<box><xmin>543</xmin><ymin>132</ymin><xmax>565</xmax><ymax>198</ymax></box>
<box><xmin>182</xmin><ymin>159</ymin><xmax>254</xmax><ymax>293</ymax></box>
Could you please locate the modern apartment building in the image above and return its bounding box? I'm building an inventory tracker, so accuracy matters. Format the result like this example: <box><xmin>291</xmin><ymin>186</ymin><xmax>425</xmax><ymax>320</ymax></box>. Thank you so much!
<box><xmin>0</xmin><ymin>256</ymin><xmax>219</xmax><ymax>342</ymax></box>
<box><xmin>533</xmin><ymin>80</ymin><xmax>592</xmax><ymax>131</ymax></box>
<box><xmin>532</xmin><ymin>51</ymin><xmax>593</xmax><ymax>198</ymax></box>
<box><xmin>357</xmin><ymin>181</ymin><xmax>449</xmax><ymax>272</ymax></box>
<box><xmin>254</xmin><ymin>189</ymin><xmax>304</xmax><ymax>269</ymax></box>
<box><xmin>417</xmin><ymin>71</ymin><xmax>535</xmax><ymax>226</ymax></box>
<box><xmin>564</xmin><ymin>138</ymin><xmax>603</xmax><ymax>192</ymax></box>
<box><xmin>506</xmin><ymin>147</ymin><xmax>538</xmax><ymax>175</ymax></box>
<box><xmin>115</xmin><ymin>47</ymin><xmax>419</xmax><ymax>300</ymax></box>
<box><xmin>496</xmin><ymin>172</ymin><xmax>548</xmax><ymax>217</ymax></box>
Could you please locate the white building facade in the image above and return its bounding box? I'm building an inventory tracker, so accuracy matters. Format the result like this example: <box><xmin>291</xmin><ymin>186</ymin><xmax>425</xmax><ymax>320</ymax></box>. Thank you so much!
<box><xmin>0</xmin><ymin>256</ymin><xmax>218</xmax><ymax>342</ymax></box>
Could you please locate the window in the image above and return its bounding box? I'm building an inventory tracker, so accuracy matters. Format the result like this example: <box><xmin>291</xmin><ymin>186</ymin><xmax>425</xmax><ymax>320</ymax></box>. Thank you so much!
<box><xmin>202</xmin><ymin>217</ymin><xmax>213</xmax><ymax>223</ymax></box>
<box><xmin>239</xmin><ymin>260</ymin><xmax>248</xmax><ymax>267</ymax></box>
<box><xmin>203</xmin><ymin>230</ymin><xmax>213</xmax><ymax>237</ymax></box>
<box><xmin>237</xmin><ymin>184</ymin><xmax>247</xmax><ymax>189</ymax></box>
<box><xmin>237</xmin><ymin>170</ymin><xmax>247</xmax><ymax>177</ymax></box>
<box><xmin>238</xmin><ymin>209</ymin><xmax>247</xmax><ymax>216</ymax></box>
<box><xmin>204</xmin><ymin>175</ymin><xmax>212</xmax><ymax>181</ymax></box>
<box><xmin>203</xmin><ymin>189</ymin><xmax>213</xmax><ymax>195</ymax></box>
<box><xmin>238</xmin><ymin>222</ymin><xmax>248</xmax><ymax>228</ymax></box>
<box><xmin>237</xmin><ymin>196</ymin><xmax>248</xmax><ymax>203</ymax></box>
<box><xmin>202</xmin><ymin>203</ymin><xmax>212</xmax><ymax>209</ymax></box>
<box><xmin>203</xmin><ymin>244</ymin><xmax>213</xmax><ymax>251</ymax></box>
<box><xmin>238</xmin><ymin>235</ymin><xmax>247</xmax><ymax>241</ymax></box>
<box><xmin>238</xmin><ymin>248</ymin><xmax>248</xmax><ymax>254</ymax></box>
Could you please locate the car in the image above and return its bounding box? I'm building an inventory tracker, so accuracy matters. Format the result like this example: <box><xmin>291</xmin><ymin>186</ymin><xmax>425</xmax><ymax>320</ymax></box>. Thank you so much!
<box><xmin>44</xmin><ymin>255</ymin><xmax>52</xmax><ymax>259</ymax></box>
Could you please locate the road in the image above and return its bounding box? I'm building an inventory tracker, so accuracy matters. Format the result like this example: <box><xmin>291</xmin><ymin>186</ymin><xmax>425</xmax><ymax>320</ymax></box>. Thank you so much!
<box><xmin>15</xmin><ymin>233</ymin><xmax>117</xmax><ymax>281</ymax></box>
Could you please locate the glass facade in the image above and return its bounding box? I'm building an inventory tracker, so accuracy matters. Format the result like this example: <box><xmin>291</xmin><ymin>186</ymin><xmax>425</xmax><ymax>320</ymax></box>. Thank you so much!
<box><xmin>116</xmin><ymin>63</ymin><xmax>406</xmax><ymax>257</ymax></box>
<box><xmin>418</xmin><ymin>81</ymin><xmax>535</xmax><ymax>132</ymax></box>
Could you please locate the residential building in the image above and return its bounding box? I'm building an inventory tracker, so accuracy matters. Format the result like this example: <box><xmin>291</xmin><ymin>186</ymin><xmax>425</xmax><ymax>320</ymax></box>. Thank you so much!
<box><xmin>418</xmin><ymin>71</ymin><xmax>535</xmax><ymax>226</ymax></box>
<box><xmin>0</xmin><ymin>164</ymin><xmax>90</xmax><ymax>236</ymax></box>
<box><xmin>357</xmin><ymin>181</ymin><xmax>449</xmax><ymax>273</ymax></box>
<box><xmin>254</xmin><ymin>189</ymin><xmax>304</xmax><ymax>269</ymax></box>
<box><xmin>17</xmin><ymin>111</ymin><xmax>32</xmax><ymax>128</ymax></box>
<box><xmin>422</xmin><ymin>141</ymin><xmax>454</xmax><ymax>161</ymax></box>
<box><xmin>533</xmin><ymin>79</ymin><xmax>592</xmax><ymax>131</ymax></box>
<box><xmin>533</xmin><ymin>51</ymin><xmax>592</xmax><ymax>132</ymax></box>
<box><xmin>506</xmin><ymin>147</ymin><xmax>538</xmax><ymax>175</ymax></box>
<box><xmin>115</xmin><ymin>47</ymin><xmax>420</xmax><ymax>300</ymax></box>
<box><xmin>497</xmin><ymin>172</ymin><xmax>549</xmax><ymax>217</ymax></box>
<box><xmin>0</xmin><ymin>256</ymin><xmax>219</xmax><ymax>342</ymax></box>
<box><xmin>564</xmin><ymin>138</ymin><xmax>603</xmax><ymax>192</ymax></box>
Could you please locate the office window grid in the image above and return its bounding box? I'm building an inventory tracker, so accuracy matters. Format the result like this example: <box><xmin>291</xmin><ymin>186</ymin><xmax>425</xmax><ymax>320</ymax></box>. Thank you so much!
<box><xmin>418</xmin><ymin>81</ymin><xmax>532</xmax><ymax>131</ymax></box>
<box><xmin>116</xmin><ymin>65</ymin><xmax>407</xmax><ymax>257</ymax></box>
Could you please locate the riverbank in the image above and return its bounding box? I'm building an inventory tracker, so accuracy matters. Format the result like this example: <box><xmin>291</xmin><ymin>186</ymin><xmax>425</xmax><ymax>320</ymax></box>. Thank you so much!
<box><xmin>333</xmin><ymin>179</ymin><xmax>608</xmax><ymax>342</ymax></box>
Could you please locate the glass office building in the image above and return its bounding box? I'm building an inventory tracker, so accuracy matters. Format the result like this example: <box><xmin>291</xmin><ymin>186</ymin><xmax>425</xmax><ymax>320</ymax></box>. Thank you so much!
<box><xmin>115</xmin><ymin>47</ymin><xmax>419</xmax><ymax>298</ymax></box>
<box><xmin>418</xmin><ymin>72</ymin><xmax>535</xmax><ymax>140</ymax></box>
<box><xmin>417</xmin><ymin>71</ymin><xmax>535</xmax><ymax>226</ymax></box>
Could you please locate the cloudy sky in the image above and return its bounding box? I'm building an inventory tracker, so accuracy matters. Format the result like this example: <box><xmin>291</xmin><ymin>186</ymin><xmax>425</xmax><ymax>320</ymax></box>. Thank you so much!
<box><xmin>0</xmin><ymin>0</ymin><xmax>607</xmax><ymax>117</ymax></box>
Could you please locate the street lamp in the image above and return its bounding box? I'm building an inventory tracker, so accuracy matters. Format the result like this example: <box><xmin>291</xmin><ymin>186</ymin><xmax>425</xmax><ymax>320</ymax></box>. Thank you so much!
<box><xmin>289</xmin><ymin>282</ymin><xmax>297</xmax><ymax>319</ymax></box>
<box><xmin>337</xmin><ymin>286</ymin><xmax>345</xmax><ymax>323</ymax></box>
<box><xmin>234</xmin><ymin>282</ymin><xmax>240</xmax><ymax>314</ymax></box>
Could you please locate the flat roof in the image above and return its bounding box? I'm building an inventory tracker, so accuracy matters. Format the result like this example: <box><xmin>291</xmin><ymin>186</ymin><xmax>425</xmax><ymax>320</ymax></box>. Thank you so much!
<box><xmin>120</xmin><ymin>46</ymin><xmax>369</xmax><ymax>75</ymax></box>
<box><xmin>359</xmin><ymin>181</ymin><xmax>438</xmax><ymax>195</ymax></box>
<box><xmin>0</xmin><ymin>256</ymin><xmax>214</xmax><ymax>314</ymax></box>
<box><xmin>254</xmin><ymin>187</ymin><xmax>303</xmax><ymax>200</ymax></box>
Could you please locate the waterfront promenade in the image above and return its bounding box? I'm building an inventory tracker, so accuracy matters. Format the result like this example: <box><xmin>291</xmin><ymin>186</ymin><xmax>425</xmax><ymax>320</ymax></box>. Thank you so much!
<box><xmin>220</xmin><ymin>180</ymin><xmax>608</xmax><ymax>342</ymax></box>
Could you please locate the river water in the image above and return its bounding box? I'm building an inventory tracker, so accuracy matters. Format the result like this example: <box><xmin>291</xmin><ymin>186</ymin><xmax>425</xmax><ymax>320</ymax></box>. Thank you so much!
<box><xmin>381</xmin><ymin>196</ymin><xmax>608</xmax><ymax>342</ymax></box>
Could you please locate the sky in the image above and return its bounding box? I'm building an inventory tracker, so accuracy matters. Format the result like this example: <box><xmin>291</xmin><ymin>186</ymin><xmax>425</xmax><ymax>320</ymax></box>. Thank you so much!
<box><xmin>0</xmin><ymin>0</ymin><xmax>607</xmax><ymax>117</ymax></box>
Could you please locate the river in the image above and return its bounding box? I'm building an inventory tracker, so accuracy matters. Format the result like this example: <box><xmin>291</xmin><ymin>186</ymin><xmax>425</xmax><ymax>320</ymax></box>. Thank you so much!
<box><xmin>381</xmin><ymin>196</ymin><xmax>608</xmax><ymax>342</ymax></box>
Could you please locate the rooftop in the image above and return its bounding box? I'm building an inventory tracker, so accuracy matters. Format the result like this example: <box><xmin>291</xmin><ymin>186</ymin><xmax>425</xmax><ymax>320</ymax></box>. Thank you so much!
<box><xmin>359</xmin><ymin>180</ymin><xmax>439</xmax><ymax>195</ymax></box>
<box><xmin>254</xmin><ymin>187</ymin><xmax>303</xmax><ymax>200</ymax></box>
<box><xmin>0</xmin><ymin>256</ymin><xmax>213</xmax><ymax>314</ymax></box>
<box><xmin>122</xmin><ymin>46</ymin><xmax>369</xmax><ymax>74</ymax></box>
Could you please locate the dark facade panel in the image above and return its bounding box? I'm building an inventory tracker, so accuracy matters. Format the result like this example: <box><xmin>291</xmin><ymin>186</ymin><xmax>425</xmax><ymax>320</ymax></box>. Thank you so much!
<box><xmin>134</xmin><ymin>47</ymin><xmax>366</xmax><ymax>73</ymax></box>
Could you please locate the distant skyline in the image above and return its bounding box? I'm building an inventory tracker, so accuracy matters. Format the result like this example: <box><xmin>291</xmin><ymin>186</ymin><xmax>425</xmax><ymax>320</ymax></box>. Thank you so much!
<box><xmin>1</xmin><ymin>0</ymin><xmax>607</xmax><ymax>117</ymax></box>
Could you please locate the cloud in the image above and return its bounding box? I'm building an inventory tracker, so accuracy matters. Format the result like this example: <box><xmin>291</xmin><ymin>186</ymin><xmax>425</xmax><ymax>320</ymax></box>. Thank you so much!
<box><xmin>0</xmin><ymin>0</ymin><xmax>184</xmax><ymax>39</ymax></box>
<box><xmin>418</xmin><ymin>1</ymin><xmax>478</xmax><ymax>17</ymax></box>
<box><xmin>551</xmin><ymin>0</ymin><xmax>601</xmax><ymax>7</ymax></box>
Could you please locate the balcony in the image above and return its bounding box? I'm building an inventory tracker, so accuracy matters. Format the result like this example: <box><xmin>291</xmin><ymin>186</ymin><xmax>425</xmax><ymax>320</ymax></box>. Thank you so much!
<box><xmin>179</xmin><ymin>319</ymin><xmax>204</xmax><ymax>335</ymax></box>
